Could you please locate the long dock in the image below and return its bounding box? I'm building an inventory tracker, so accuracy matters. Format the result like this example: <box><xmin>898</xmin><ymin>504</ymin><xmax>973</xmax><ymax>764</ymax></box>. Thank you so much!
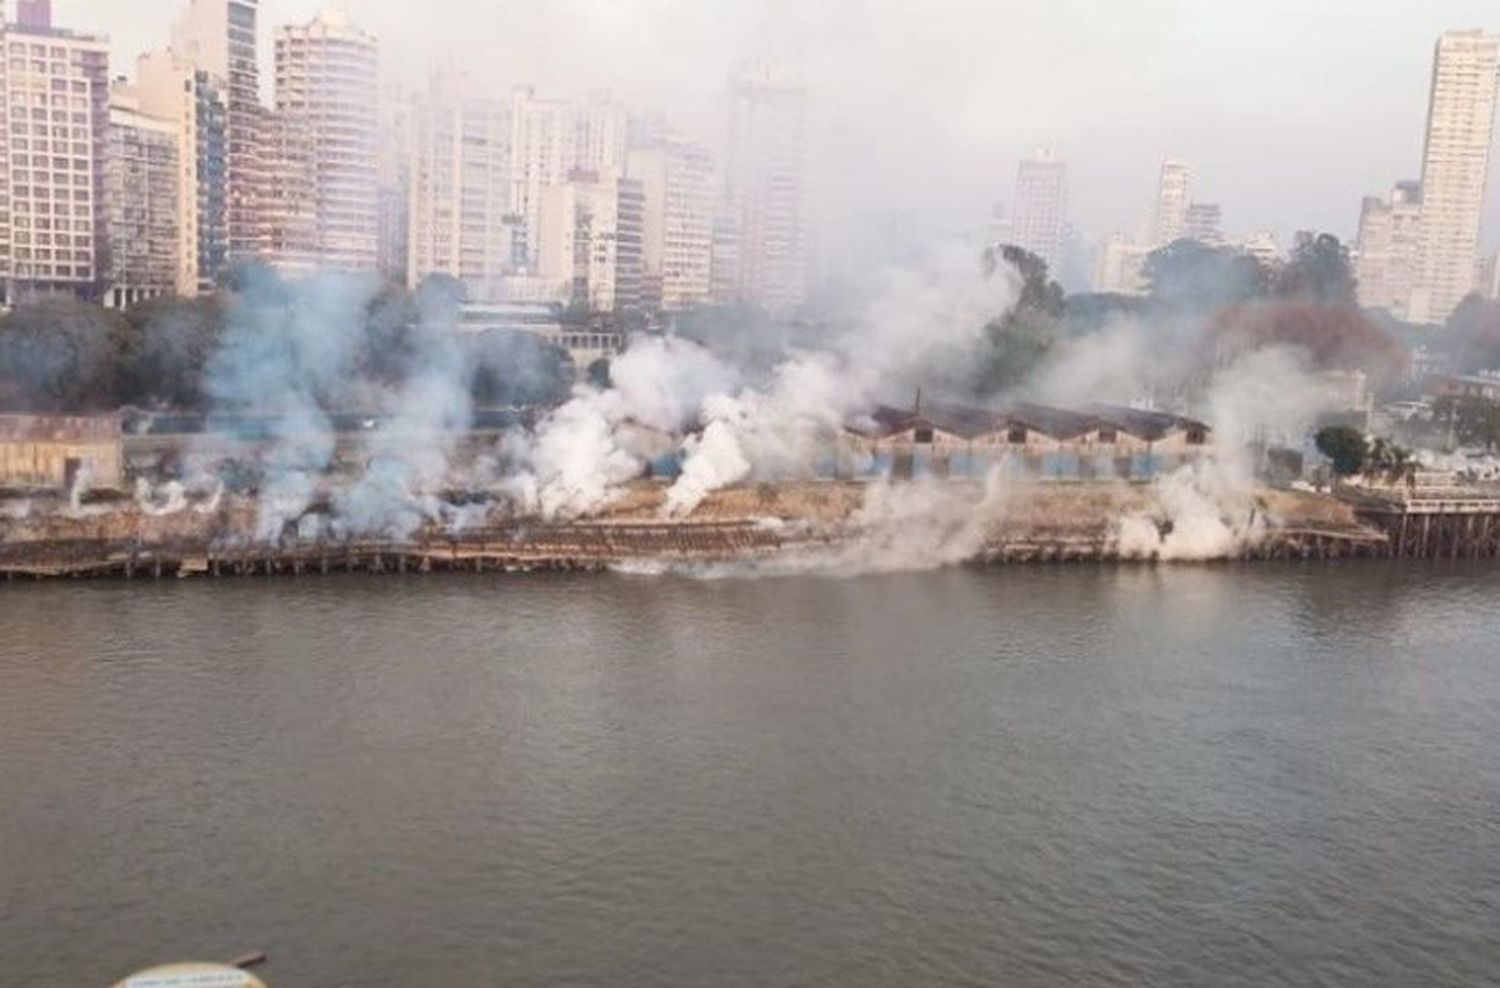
<box><xmin>0</xmin><ymin>521</ymin><xmax>806</xmax><ymax>580</ymax></box>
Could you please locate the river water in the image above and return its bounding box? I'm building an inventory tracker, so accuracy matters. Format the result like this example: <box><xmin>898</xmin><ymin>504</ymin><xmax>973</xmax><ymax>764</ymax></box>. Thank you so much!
<box><xmin>2</xmin><ymin>563</ymin><xmax>1498</xmax><ymax>986</ymax></box>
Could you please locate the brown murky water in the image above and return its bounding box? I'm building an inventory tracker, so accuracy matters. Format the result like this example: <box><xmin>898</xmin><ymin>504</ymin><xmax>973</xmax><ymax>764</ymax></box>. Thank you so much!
<box><xmin>2</xmin><ymin>563</ymin><xmax>1498</xmax><ymax>986</ymax></box>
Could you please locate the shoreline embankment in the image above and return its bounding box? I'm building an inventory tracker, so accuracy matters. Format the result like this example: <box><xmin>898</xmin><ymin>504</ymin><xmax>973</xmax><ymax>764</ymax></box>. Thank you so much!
<box><xmin>3</xmin><ymin>480</ymin><xmax>1499</xmax><ymax>581</ymax></box>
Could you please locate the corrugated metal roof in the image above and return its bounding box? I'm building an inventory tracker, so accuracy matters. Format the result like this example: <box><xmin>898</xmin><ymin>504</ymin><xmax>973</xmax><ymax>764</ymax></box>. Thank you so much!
<box><xmin>851</xmin><ymin>401</ymin><xmax>1210</xmax><ymax>443</ymax></box>
<box><xmin>1084</xmin><ymin>404</ymin><xmax>1209</xmax><ymax>440</ymax></box>
<box><xmin>0</xmin><ymin>414</ymin><xmax>121</xmax><ymax>443</ymax></box>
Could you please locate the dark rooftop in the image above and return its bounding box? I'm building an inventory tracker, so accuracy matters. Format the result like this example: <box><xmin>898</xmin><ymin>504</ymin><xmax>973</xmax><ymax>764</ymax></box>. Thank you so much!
<box><xmin>853</xmin><ymin>400</ymin><xmax>1210</xmax><ymax>442</ymax></box>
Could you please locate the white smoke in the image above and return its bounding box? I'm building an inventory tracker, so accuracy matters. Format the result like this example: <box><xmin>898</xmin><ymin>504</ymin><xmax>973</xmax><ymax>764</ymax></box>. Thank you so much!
<box><xmin>664</xmin><ymin>402</ymin><xmax>753</xmax><ymax>516</ymax></box>
<box><xmin>501</xmin><ymin>246</ymin><xmax>1020</xmax><ymax>524</ymax></box>
<box><xmin>524</xmin><ymin>388</ymin><xmax>642</xmax><ymax>519</ymax></box>
<box><xmin>135</xmin><ymin>478</ymin><xmax>188</xmax><ymax>516</ymax></box>
<box><xmin>1110</xmin><ymin>346</ymin><xmax>1335</xmax><ymax>561</ymax></box>
<box><xmin>508</xmin><ymin>336</ymin><xmax>740</xmax><ymax>519</ymax></box>
<box><xmin>624</xmin><ymin>471</ymin><xmax>1010</xmax><ymax>579</ymax></box>
<box><xmin>660</xmin><ymin>245</ymin><xmax>1020</xmax><ymax>515</ymax></box>
<box><xmin>333</xmin><ymin>334</ymin><xmax>472</xmax><ymax>538</ymax></box>
<box><xmin>1113</xmin><ymin>463</ymin><xmax>1265</xmax><ymax>561</ymax></box>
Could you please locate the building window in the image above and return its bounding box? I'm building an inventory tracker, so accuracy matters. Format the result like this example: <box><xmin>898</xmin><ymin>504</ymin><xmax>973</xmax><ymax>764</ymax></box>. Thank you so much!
<box><xmin>913</xmin><ymin>427</ymin><xmax>934</xmax><ymax>444</ymax></box>
<box><xmin>1007</xmin><ymin>427</ymin><xmax>1028</xmax><ymax>444</ymax></box>
<box><xmin>1186</xmin><ymin>428</ymin><xmax>1207</xmax><ymax>445</ymax></box>
<box><xmin>1097</xmin><ymin>429</ymin><xmax>1117</xmax><ymax>443</ymax></box>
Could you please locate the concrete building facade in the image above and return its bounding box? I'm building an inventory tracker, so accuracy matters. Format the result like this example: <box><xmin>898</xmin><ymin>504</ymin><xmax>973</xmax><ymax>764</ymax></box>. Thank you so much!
<box><xmin>104</xmin><ymin>97</ymin><xmax>179</xmax><ymax>308</ymax></box>
<box><xmin>627</xmin><ymin>135</ymin><xmax>713</xmax><ymax>312</ymax></box>
<box><xmin>1152</xmin><ymin>159</ymin><xmax>1190</xmax><ymax>246</ymax></box>
<box><xmin>1354</xmin><ymin>180</ymin><xmax>1423</xmax><ymax>319</ymax></box>
<box><xmin>268</xmin><ymin>7</ymin><xmax>379</xmax><ymax>273</ymax></box>
<box><xmin>537</xmin><ymin>172</ymin><xmax>643</xmax><ymax>316</ymax></box>
<box><xmin>0</xmin><ymin>413</ymin><xmax>121</xmax><ymax>489</ymax></box>
<box><xmin>407</xmin><ymin>73</ymin><xmax>516</xmax><ymax>299</ymax></box>
<box><xmin>1093</xmin><ymin>232</ymin><xmax>1149</xmax><ymax>296</ymax></box>
<box><xmin>1009</xmin><ymin>149</ymin><xmax>1067</xmax><ymax>275</ymax></box>
<box><xmin>135</xmin><ymin>49</ymin><xmax>229</xmax><ymax>295</ymax></box>
<box><xmin>726</xmin><ymin>62</ymin><xmax>807</xmax><ymax>312</ymax></box>
<box><xmin>508</xmin><ymin>87</ymin><xmax>628</xmax><ymax>267</ymax></box>
<box><xmin>1183</xmin><ymin>202</ymin><xmax>1223</xmax><ymax>246</ymax></box>
<box><xmin>709</xmin><ymin>202</ymin><xmax>740</xmax><ymax>306</ymax></box>
<box><xmin>1411</xmin><ymin>30</ymin><xmax>1500</xmax><ymax>325</ymax></box>
<box><xmin>171</xmin><ymin>0</ymin><xmax>268</xmax><ymax>261</ymax></box>
<box><xmin>376</xmin><ymin>83</ymin><xmax>410</xmax><ymax>284</ymax></box>
<box><xmin>0</xmin><ymin>6</ymin><xmax>110</xmax><ymax>302</ymax></box>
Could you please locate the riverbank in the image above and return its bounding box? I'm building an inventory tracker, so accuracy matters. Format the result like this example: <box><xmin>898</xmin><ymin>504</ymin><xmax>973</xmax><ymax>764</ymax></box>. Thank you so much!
<box><xmin>0</xmin><ymin>479</ymin><xmax>1425</xmax><ymax>580</ymax></box>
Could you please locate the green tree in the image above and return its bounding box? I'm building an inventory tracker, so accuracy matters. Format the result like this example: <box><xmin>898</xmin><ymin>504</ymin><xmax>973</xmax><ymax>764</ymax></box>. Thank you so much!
<box><xmin>1443</xmin><ymin>295</ymin><xmax>1500</xmax><ymax>372</ymax></box>
<box><xmin>1275</xmin><ymin>233</ymin><xmax>1356</xmax><ymax>305</ymax></box>
<box><xmin>1143</xmin><ymin>239</ymin><xmax>1268</xmax><ymax>310</ymax></box>
<box><xmin>984</xmin><ymin>244</ymin><xmax>1065</xmax><ymax>319</ymax></box>
<box><xmin>1432</xmin><ymin>394</ymin><xmax>1500</xmax><ymax>452</ymax></box>
<box><xmin>1063</xmin><ymin>291</ymin><xmax>1149</xmax><ymax>331</ymax></box>
<box><xmin>975</xmin><ymin>245</ymin><xmax>1063</xmax><ymax>395</ymax></box>
<box><xmin>465</xmin><ymin>331</ymin><xmax>571</xmax><ymax>407</ymax></box>
<box><xmin>414</xmin><ymin>272</ymin><xmax>466</xmax><ymax>317</ymax></box>
<box><xmin>1315</xmin><ymin>424</ymin><xmax>1369</xmax><ymax>477</ymax></box>
<box><xmin>0</xmin><ymin>297</ymin><xmax>128</xmax><ymax>411</ymax></box>
<box><xmin>118</xmin><ymin>295</ymin><xmax>226</xmax><ymax>408</ymax></box>
<box><xmin>361</xmin><ymin>281</ymin><xmax>419</xmax><ymax>383</ymax></box>
<box><xmin>219</xmin><ymin>258</ymin><xmax>293</xmax><ymax>305</ymax></box>
<box><xmin>586</xmin><ymin>357</ymin><xmax>612</xmax><ymax>389</ymax></box>
<box><xmin>1364</xmin><ymin>436</ymin><xmax>1415</xmax><ymax>485</ymax></box>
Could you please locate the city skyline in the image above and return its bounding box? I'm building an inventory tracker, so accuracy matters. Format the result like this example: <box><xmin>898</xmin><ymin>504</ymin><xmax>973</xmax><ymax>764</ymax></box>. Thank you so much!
<box><xmin>3</xmin><ymin>0</ymin><xmax>1499</xmax><ymax>312</ymax></box>
<box><xmin>61</xmin><ymin>0</ymin><xmax>1500</xmax><ymax>252</ymax></box>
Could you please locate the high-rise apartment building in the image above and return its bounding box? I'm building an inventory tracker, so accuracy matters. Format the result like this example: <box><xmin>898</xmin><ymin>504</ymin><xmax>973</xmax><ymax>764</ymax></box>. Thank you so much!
<box><xmin>267</xmin><ymin>7</ymin><xmax>379</xmax><ymax>273</ymax></box>
<box><xmin>136</xmin><ymin>49</ymin><xmax>228</xmax><ymax>294</ymax></box>
<box><xmin>1355</xmin><ymin>180</ymin><xmax>1423</xmax><ymax>319</ymax></box>
<box><xmin>171</xmin><ymin>0</ymin><xmax>267</xmax><ymax>261</ymax></box>
<box><xmin>627</xmin><ymin>135</ymin><xmax>713</xmax><ymax>312</ymax></box>
<box><xmin>537</xmin><ymin>172</ymin><xmax>643</xmax><ymax>315</ymax></box>
<box><xmin>1183</xmin><ymin>202</ymin><xmax>1223</xmax><ymax>247</ymax></box>
<box><xmin>16</xmin><ymin>1</ymin><xmax>51</xmax><ymax>31</ymax></box>
<box><xmin>0</xmin><ymin>5</ymin><xmax>110</xmax><ymax>301</ymax></box>
<box><xmin>376</xmin><ymin>84</ymin><xmax>411</xmax><ymax>285</ymax></box>
<box><xmin>1009</xmin><ymin>149</ymin><xmax>1067</xmax><ymax>274</ymax></box>
<box><xmin>709</xmin><ymin>202</ymin><xmax>741</xmax><ymax>306</ymax></box>
<box><xmin>508</xmin><ymin>87</ymin><xmax>628</xmax><ymax>267</ymax></box>
<box><xmin>407</xmin><ymin>72</ymin><xmax>516</xmax><ymax>298</ymax></box>
<box><xmin>1093</xmin><ymin>232</ymin><xmax>1149</xmax><ymax>296</ymax></box>
<box><xmin>1237</xmin><ymin>232</ymin><xmax>1282</xmax><ymax>270</ymax></box>
<box><xmin>726</xmin><ymin>62</ymin><xmax>807</xmax><ymax>312</ymax></box>
<box><xmin>1152</xmin><ymin>159</ymin><xmax>1190</xmax><ymax>247</ymax></box>
<box><xmin>1411</xmin><ymin>30</ymin><xmax>1499</xmax><ymax>324</ymax></box>
<box><xmin>104</xmin><ymin>93</ymin><xmax>179</xmax><ymax>308</ymax></box>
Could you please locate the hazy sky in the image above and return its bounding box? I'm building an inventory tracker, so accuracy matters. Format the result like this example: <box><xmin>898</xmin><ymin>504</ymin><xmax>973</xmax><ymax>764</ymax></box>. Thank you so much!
<box><xmin>59</xmin><ymin>0</ymin><xmax>1500</xmax><ymax>255</ymax></box>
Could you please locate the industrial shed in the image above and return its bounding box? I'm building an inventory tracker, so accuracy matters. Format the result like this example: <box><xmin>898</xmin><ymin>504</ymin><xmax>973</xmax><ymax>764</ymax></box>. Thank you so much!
<box><xmin>0</xmin><ymin>414</ymin><xmax>123</xmax><ymax>490</ymax></box>
<box><xmin>845</xmin><ymin>401</ymin><xmax>1211</xmax><ymax>481</ymax></box>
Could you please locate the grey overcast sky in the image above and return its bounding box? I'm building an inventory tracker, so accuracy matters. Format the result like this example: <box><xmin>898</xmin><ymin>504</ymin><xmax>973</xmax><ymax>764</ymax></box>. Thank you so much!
<box><xmin>55</xmin><ymin>0</ymin><xmax>1500</xmax><ymax>254</ymax></box>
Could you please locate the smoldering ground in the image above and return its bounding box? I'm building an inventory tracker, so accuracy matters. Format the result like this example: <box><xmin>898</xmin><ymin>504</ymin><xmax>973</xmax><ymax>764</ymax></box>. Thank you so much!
<box><xmin>105</xmin><ymin>236</ymin><xmax>1413</xmax><ymax>570</ymax></box>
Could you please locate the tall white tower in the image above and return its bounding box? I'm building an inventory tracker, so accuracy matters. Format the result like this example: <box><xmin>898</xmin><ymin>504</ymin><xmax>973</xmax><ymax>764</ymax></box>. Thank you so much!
<box><xmin>172</xmin><ymin>0</ymin><xmax>268</xmax><ymax>261</ymax></box>
<box><xmin>726</xmin><ymin>62</ymin><xmax>808</xmax><ymax>312</ymax></box>
<box><xmin>1411</xmin><ymin>30</ymin><xmax>1500</xmax><ymax>325</ymax></box>
<box><xmin>268</xmin><ymin>6</ymin><xmax>380</xmax><ymax>272</ymax></box>
<box><xmin>1152</xmin><ymin>159</ymin><xmax>1191</xmax><ymax>247</ymax></box>
<box><xmin>1010</xmin><ymin>149</ymin><xmax>1068</xmax><ymax>274</ymax></box>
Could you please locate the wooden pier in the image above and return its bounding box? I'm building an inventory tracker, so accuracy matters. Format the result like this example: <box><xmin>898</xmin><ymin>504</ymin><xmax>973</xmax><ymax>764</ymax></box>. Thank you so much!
<box><xmin>1341</xmin><ymin>485</ymin><xmax>1500</xmax><ymax>560</ymax></box>
<box><xmin>0</xmin><ymin>521</ymin><xmax>801</xmax><ymax>581</ymax></box>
